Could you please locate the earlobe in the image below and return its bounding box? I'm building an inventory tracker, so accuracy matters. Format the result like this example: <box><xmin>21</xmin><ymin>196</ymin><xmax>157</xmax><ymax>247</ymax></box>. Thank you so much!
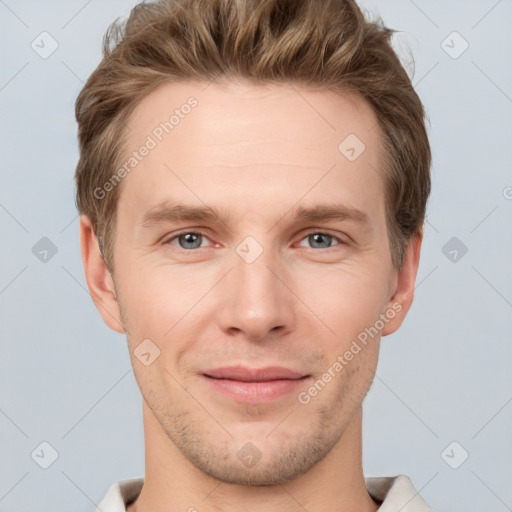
<box><xmin>79</xmin><ymin>215</ymin><xmax>125</xmax><ymax>334</ymax></box>
<box><xmin>381</xmin><ymin>231</ymin><xmax>423</xmax><ymax>337</ymax></box>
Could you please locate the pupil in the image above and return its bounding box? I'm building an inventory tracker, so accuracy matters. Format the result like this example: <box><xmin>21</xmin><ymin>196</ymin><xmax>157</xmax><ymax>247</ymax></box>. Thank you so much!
<box><xmin>311</xmin><ymin>233</ymin><xmax>331</xmax><ymax>248</ymax></box>
<box><xmin>180</xmin><ymin>233</ymin><xmax>201</xmax><ymax>249</ymax></box>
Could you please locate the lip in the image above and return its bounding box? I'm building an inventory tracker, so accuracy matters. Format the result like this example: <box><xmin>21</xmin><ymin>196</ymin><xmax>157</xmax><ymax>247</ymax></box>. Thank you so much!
<box><xmin>201</xmin><ymin>366</ymin><xmax>310</xmax><ymax>404</ymax></box>
<box><xmin>204</xmin><ymin>366</ymin><xmax>306</xmax><ymax>381</ymax></box>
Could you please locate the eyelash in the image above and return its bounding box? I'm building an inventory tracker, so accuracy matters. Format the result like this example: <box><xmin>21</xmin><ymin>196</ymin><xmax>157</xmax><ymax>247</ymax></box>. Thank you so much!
<box><xmin>163</xmin><ymin>230</ymin><xmax>345</xmax><ymax>251</ymax></box>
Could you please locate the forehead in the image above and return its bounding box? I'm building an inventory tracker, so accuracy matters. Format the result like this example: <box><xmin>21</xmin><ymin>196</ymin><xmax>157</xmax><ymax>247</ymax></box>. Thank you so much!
<box><xmin>118</xmin><ymin>79</ymin><xmax>385</xmax><ymax>220</ymax></box>
<box><xmin>124</xmin><ymin>79</ymin><xmax>381</xmax><ymax>158</ymax></box>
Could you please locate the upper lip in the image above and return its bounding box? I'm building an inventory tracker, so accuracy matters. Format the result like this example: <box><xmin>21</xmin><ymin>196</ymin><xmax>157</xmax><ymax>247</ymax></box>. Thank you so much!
<box><xmin>203</xmin><ymin>366</ymin><xmax>307</xmax><ymax>382</ymax></box>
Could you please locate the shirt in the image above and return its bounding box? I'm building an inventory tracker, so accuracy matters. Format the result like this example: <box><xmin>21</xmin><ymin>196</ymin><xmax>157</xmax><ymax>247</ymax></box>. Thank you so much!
<box><xmin>95</xmin><ymin>475</ymin><xmax>432</xmax><ymax>511</ymax></box>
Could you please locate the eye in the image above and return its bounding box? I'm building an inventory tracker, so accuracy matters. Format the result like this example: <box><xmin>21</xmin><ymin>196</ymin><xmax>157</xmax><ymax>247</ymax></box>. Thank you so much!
<box><xmin>298</xmin><ymin>232</ymin><xmax>342</xmax><ymax>249</ymax></box>
<box><xmin>166</xmin><ymin>232</ymin><xmax>212</xmax><ymax>250</ymax></box>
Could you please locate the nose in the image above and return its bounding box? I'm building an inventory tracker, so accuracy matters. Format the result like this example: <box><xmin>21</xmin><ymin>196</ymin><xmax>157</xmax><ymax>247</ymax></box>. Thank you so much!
<box><xmin>217</xmin><ymin>245</ymin><xmax>296</xmax><ymax>342</ymax></box>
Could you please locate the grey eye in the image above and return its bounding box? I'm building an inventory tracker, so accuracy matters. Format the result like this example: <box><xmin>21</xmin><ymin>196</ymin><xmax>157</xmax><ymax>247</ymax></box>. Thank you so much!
<box><xmin>308</xmin><ymin>233</ymin><xmax>335</xmax><ymax>249</ymax></box>
<box><xmin>177</xmin><ymin>233</ymin><xmax>203</xmax><ymax>249</ymax></box>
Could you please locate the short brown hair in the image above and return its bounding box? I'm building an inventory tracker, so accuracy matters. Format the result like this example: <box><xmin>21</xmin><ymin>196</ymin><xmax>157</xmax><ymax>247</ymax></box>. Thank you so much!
<box><xmin>75</xmin><ymin>0</ymin><xmax>431</xmax><ymax>270</ymax></box>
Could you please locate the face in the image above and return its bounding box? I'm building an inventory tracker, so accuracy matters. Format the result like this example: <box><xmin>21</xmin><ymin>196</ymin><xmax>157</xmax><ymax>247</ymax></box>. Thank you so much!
<box><xmin>84</xmin><ymin>79</ymin><xmax>417</xmax><ymax>485</ymax></box>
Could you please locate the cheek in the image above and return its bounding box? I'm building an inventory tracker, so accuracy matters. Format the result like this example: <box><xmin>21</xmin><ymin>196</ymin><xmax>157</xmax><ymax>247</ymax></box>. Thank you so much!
<box><xmin>116</xmin><ymin>263</ymin><xmax>218</xmax><ymax>377</ymax></box>
<box><xmin>293</xmin><ymin>261</ymin><xmax>390</xmax><ymax>345</ymax></box>
<box><xmin>117</xmin><ymin>262</ymin><xmax>209</xmax><ymax>333</ymax></box>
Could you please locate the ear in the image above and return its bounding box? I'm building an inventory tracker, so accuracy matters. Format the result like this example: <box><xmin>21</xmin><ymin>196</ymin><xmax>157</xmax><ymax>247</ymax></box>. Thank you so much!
<box><xmin>381</xmin><ymin>231</ymin><xmax>423</xmax><ymax>336</ymax></box>
<box><xmin>79</xmin><ymin>215</ymin><xmax>125</xmax><ymax>334</ymax></box>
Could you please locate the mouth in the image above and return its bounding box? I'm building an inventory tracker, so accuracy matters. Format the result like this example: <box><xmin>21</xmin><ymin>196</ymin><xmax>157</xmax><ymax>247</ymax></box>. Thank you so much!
<box><xmin>201</xmin><ymin>366</ymin><xmax>311</xmax><ymax>404</ymax></box>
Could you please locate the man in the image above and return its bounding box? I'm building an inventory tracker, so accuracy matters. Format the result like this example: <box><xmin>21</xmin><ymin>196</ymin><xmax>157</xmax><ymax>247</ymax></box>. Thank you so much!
<box><xmin>76</xmin><ymin>0</ymin><xmax>432</xmax><ymax>510</ymax></box>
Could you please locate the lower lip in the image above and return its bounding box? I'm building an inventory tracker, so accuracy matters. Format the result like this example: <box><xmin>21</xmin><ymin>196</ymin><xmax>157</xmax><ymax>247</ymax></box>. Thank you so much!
<box><xmin>202</xmin><ymin>375</ymin><xmax>310</xmax><ymax>404</ymax></box>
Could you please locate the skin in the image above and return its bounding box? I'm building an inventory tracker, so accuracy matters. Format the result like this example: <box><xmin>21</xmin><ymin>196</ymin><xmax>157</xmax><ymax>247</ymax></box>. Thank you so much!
<box><xmin>80</xmin><ymin>79</ymin><xmax>422</xmax><ymax>512</ymax></box>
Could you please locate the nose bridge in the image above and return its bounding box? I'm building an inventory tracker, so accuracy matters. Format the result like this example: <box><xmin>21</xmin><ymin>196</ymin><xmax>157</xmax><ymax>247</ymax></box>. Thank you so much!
<box><xmin>218</xmin><ymin>241</ymin><xmax>295</xmax><ymax>340</ymax></box>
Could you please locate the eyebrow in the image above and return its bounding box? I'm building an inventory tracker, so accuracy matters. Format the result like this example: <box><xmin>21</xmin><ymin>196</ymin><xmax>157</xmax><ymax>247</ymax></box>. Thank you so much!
<box><xmin>140</xmin><ymin>201</ymin><xmax>371</xmax><ymax>230</ymax></box>
<box><xmin>293</xmin><ymin>204</ymin><xmax>370</xmax><ymax>225</ymax></box>
<box><xmin>141</xmin><ymin>203</ymin><xmax>226</xmax><ymax>228</ymax></box>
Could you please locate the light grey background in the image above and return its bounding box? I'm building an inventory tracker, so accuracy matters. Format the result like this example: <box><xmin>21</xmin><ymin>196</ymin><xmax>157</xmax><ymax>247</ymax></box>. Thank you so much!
<box><xmin>1</xmin><ymin>1</ymin><xmax>511</xmax><ymax>511</ymax></box>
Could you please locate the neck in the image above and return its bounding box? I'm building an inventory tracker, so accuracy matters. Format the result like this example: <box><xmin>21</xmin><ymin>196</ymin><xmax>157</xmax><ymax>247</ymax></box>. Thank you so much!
<box><xmin>128</xmin><ymin>401</ymin><xmax>379</xmax><ymax>512</ymax></box>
